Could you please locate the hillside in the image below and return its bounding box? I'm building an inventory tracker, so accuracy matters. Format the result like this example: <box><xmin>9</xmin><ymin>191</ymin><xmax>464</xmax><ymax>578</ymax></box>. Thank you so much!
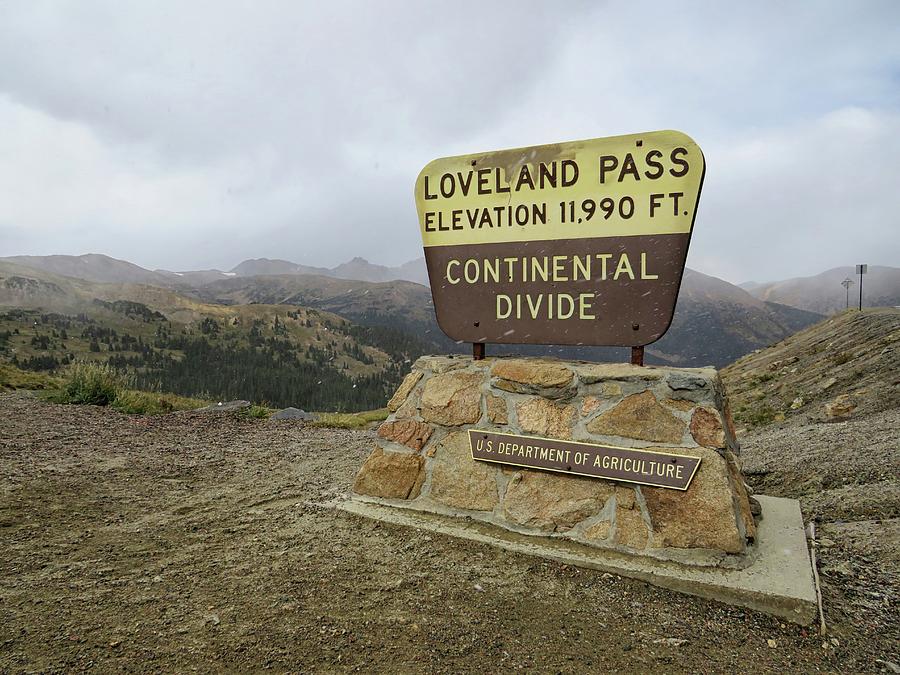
<box><xmin>330</xmin><ymin>256</ymin><xmax>429</xmax><ymax>285</ymax></box>
<box><xmin>0</xmin><ymin>253</ymin><xmax>431</xmax><ymax>288</ymax></box>
<box><xmin>748</xmin><ymin>265</ymin><xmax>900</xmax><ymax>315</ymax></box>
<box><xmin>194</xmin><ymin>267</ymin><xmax>823</xmax><ymax>368</ymax></box>
<box><xmin>720</xmin><ymin>309</ymin><xmax>898</xmax><ymax>642</ymax></box>
<box><xmin>722</xmin><ymin>308</ymin><xmax>899</xmax><ymax>521</ymax></box>
<box><xmin>195</xmin><ymin>273</ymin><xmax>435</xmax><ymax>324</ymax></box>
<box><xmin>0</xmin><ymin>262</ymin><xmax>413</xmax><ymax>411</ymax></box>
<box><xmin>230</xmin><ymin>258</ymin><xmax>332</xmax><ymax>277</ymax></box>
<box><xmin>2</xmin><ymin>256</ymin><xmax>827</xmax><ymax>368</ymax></box>
<box><xmin>648</xmin><ymin>269</ymin><xmax>824</xmax><ymax>366</ymax></box>
<box><xmin>231</xmin><ymin>256</ymin><xmax>429</xmax><ymax>286</ymax></box>
<box><xmin>722</xmin><ymin>308</ymin><xmax>900</xmax><ymax>428</ymax></box>
<box><xmin>154</xmin><ymin>269</ymin><xmax>237</xmax><ymax>285</ymax></box>
<box><xmin>191</xmin><ymin>273</ymin><xmax>445</xmax><ymax>354</ymax></box>
<box><xmin>0</xmin><ymin>254</ymin><xmax>177</xmax><ymax>287</ymax></box>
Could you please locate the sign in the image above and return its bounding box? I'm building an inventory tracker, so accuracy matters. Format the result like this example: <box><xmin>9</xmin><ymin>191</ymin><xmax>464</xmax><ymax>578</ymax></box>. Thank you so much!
<box><xmin>856</xmin><ymin>264</ymin><xmax>867</xmax><ymax>311</ymax></box>
<box><xmin>416</xmin><ymin>130</ymin><xmax>705</xmax><ymax>347</ymax></box>
<box><xmin>467</xmin><ymin>429</ymin><xmax>701</xmax><ymax>490</ymax></box>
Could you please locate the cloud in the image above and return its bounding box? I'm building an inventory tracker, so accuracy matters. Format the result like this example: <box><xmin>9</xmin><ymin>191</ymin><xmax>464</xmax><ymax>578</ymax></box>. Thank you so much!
<box><xmin>0</xmin><ymin>95</ymin><xmax>310</xmax><ymax>263</ymax></box>
<box><xmin>0</xmin><ymin>0</ymin><xmax>897</xmax><ymax>280</ymax></box>
<box><xmin>695</xmin><ymin>107</ymin><xmax>900</xmax><ymax>281</ymax></box>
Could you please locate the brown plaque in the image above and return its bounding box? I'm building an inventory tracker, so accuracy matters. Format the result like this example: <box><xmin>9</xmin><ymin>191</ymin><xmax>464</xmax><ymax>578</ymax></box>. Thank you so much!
<box><xmin>467</xmin><ymin>429</ymin><xmax>701</xmax><ymax>490</ymax></box>
<box><xmin>416</xmin><ymin>130</ymin><xmax>705</xmax><ymax>347</ymax></box>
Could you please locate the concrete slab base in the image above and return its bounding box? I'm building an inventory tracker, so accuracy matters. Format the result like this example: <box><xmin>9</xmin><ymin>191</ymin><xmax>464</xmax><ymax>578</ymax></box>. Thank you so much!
<box><xmin>335</xmin><ymin>494</ymin><xmax>817</xmax><ymax>625</ymax></box>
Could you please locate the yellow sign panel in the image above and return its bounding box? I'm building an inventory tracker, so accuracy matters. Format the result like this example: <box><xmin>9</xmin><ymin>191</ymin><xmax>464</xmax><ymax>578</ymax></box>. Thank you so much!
<box><xmin>414</xmin><ymin>130</ymin><xmax>706</xmax><ymax>347</ymax></box>
<box><xmin>416</xmin><ymin>130</ymin><xmax>705</xmax><ymax>248</ymax></box>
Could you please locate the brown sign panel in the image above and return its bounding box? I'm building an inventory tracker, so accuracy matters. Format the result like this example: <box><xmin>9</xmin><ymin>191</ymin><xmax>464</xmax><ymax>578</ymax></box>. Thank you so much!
<box><xmin>416</xmin><ymin>131</ymin><xmax>705</xmax><ymax>347</ymax></box>
<box><xmin>467</xmin><ymin>429</ymin><xmax>701</xmax><ymax>490</ymax></box>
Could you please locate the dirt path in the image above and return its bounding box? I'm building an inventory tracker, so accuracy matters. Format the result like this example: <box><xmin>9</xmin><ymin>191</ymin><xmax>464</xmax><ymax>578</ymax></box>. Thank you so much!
<box><xmin>1</xmin><ymin>392</ymin><xmax>897</xmax><ymax>673</ymax></box>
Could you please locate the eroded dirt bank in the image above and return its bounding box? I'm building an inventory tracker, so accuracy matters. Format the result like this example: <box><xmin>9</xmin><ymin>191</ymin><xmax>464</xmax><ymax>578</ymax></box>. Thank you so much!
<box><xmin>1</xmin><ymin>392</ymin><xmax>896</xmax><ymax>673</ymax></box>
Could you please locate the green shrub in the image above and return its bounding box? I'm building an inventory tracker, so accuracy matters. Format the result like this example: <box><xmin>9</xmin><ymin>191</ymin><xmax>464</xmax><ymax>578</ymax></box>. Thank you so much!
<box><xmin>829</xmin><ymin>351</ymin><xmax>853</xmax><ymax>365</ymax></box>
<box><xmin>312</xmin><ymin>408</ymin><xmax>388</xmax><ymax>429</ymax></box>
<box><xmin>743</xmin><ymin>403</ymin><xmax>777</xmax><ymax>427</ymax></box>
<box><xmin>51</xmin><ymin>362</ymin><xmax>127</xmax><ymax>406</ymax></box>
<box><xmin>0</xmin><ymin>363</ymin><xmax>61</xmax><ymax>390</ymax></box>
<box><xmin>112</xmin><ymin>389</ymin><xmax>209</xmax><ymax>415</ymax></box>
<box><xmin>242</xmin><ymin>404</ymin><xmax>273</xmax><ymax>419</ymax></box>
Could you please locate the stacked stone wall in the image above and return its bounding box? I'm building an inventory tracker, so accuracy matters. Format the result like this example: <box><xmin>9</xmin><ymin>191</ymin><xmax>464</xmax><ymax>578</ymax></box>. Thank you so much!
<box><xmin>353</xmin><ymin>355</ymin><xmax>757</xmax><ymax>566</ymax></box>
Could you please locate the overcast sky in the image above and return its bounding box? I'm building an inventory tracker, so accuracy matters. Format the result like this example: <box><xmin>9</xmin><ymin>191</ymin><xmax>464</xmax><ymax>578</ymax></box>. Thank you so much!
<box><xmin>0</xmin><ymin>1</ymin><xmax>898</xmax><ymax>284</ymax></box>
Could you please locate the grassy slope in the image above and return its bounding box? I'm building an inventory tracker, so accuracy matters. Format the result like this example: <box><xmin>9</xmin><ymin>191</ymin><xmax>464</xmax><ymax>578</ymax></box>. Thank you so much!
<box><xmin>1</xmin><ymin>360</ymin><xmax>386</xmax><ymax>426</ymax></box>
<box><xmin>0</xmin><ymin>362</ymin><xmax>60</xmax><ymax>390</ymax></box>
<box><xmin>721</xmin><ymin>307</ymin><xmax>900</xmax><ymax>429</ymax></box>
<box><xmin>1</xmin><ymin>259</ymin><xmax>395</xmax><ymax>377</ymax></box>
<box><xmin>1</xmin><ymin>261</ymin><xmax>410</xmax><ymax>411</ymax></box>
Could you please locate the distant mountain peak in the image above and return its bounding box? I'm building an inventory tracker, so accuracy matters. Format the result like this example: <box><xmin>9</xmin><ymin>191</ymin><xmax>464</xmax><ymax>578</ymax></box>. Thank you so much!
<box><xmin>227</xmin><ymin>255</ymin><xmax>429</xmax><ymax>286</ymax></box>
<box><xmin>747</xmin><ymin>265</ymin><xmax>900</xmax><ymax>315</ymax></box>
<box><xmin>0</xmin><ymin>253</ymin><xmax>173</xmax><ymax>286</ymax></box>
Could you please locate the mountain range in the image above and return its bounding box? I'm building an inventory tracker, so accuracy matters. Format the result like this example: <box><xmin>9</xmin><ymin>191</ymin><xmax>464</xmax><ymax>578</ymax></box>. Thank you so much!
<box><xmin>2</xmin><ymin>252</ymin><xmax>897</xmax><ymax>368</ymax></box>
<box><xmin>0</xmin><ymin>254</ymin><xmax>431</xmax><ymax>288</ymax></box>
<box><xmin>742</xmin><ymin>265</ymin><xmax>900</xmax><ymax>315</ymax></box>
<box><xmin>229</xmin><ymin>257</ymin><xmax>430</xmax><ymax>286</ymax></box>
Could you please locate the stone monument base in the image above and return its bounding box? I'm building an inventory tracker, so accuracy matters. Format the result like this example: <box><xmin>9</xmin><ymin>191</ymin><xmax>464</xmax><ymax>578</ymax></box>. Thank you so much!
<box><xmin>345</xmin><ymin>355</ymin><xmax>816</xmax><ymax>621</ymax></box>
<box><xmin>354</xmin><ymin>355</ymin><xmax>759</xmax><ymax>565</ymax></box>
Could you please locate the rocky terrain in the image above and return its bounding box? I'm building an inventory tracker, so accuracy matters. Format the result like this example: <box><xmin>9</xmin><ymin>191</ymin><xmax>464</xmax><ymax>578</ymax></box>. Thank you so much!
<box><xmin>721</xmin><ymin>308</ymin><xmax>899</xmax><ymax>522</ymax></box>
<box><xmin>723</xmin><ymin>308</ymin><xmax>900</xmax><ymax>430</ymax></box>
<box><xmin>1</xmin><ymin>339</ymin><xmax>898</xmax><ymax>673</ymax></box>
<box><xmin>722</xmin><ymin>308</ymin><xmax>899</xmax><ymax>671</ymax></box>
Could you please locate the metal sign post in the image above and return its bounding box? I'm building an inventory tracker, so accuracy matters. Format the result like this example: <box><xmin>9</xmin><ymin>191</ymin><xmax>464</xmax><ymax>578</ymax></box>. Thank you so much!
<box><xmin>856</xmin><ymin>264</ymin><xmax>867</xmax><ymax>310</ymax></box>
<box><xmin>631</xmin><ymin>346</ymin><xmax>644</xmax><ymax>366</ymax></box>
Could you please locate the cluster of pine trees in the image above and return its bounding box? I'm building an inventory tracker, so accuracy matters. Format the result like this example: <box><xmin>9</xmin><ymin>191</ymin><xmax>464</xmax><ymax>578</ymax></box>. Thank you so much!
<box><xmin>16</xmin><ymin>354</ymin><xmax>71</xmax><ymax>371</ymax></box>
<box><xmin>2</xmin><ymin>308</ymin><xmax>420</xmax><ymax>411</ymax></box>
<box><xmin>134</xmin><ymin>337</ymin><xmax>402</xmax><ymax>411</ymax></box>
<box><xmin>92</xmin><ymin>299</ymin><xmax>166</xmax><ymax>321</ymax></box>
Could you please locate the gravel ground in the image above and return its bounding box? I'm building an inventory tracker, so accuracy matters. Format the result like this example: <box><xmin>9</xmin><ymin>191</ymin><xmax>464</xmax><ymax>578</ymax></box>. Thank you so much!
<box><xmin>1</xmin><ymin>391</ymin><xmax>897</xmax><ymax>673</ymax></box>
<box><xmin>741</xmin><ymin>408</ymin><xmax>900</xmax><ymax>522</ymax></box>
